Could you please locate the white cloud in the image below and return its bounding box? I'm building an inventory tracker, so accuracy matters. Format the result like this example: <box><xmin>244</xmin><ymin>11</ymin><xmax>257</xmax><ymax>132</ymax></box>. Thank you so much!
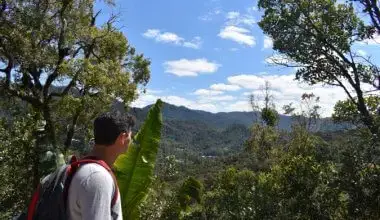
<box><xmin>359</xmin><ymin>34</ymin><xmax>380</xmax><ymax>45</ymax></box>
<box><xmin>145</xmin><ymin>89</ymin><xmax>163</xmax><ymax>94</ymax></box>
<box><xmin>248</xmin><ymin>6</ymin><xmax>258</xmax><ymax>12</ymax></box>
<box><xmin>183</xmin><ymin>36</ymin><xmax>202</xmax><ymax>49</ymax></box>
<box><xmin>224</xmin><ymin>100</ymin><xmax>252</xmax><ymax>112</ymax></box>
<box><xmin>227</xmin><ymin>73</ymin><xmax>377</xmax><ymax>117</ymax></box>
<box><xmin>225</xmin><ymin>11</ymin><xmax>256</xmax><ymax>27</ymax></box>
<box><xmin>199</xmin><ymin>8</ymin><xmax>222</xmax><ymax>21</ymax></box>
<box><xmin>263</xmin><ymin>36</ymin><xmax>273</xmax><ymax>49</ymax></box>
<box><xmin>143</xmin><ymin>29</ymin><xmax>183</xmax><ymax>44</ymax></box>
<box><xmin>164</xmin><ymin>59</ymin><xmax>220</xmax><ymax>77</ymax></box>
<box><xmin>210</xmin><ymin>83</ymin><xmax>241</xmax><ymax>91</ymax></box>
<box><xmin>230</xmin><ymin>48</ymin><xmax>239</xmax><ymax>52</ymax></box>
<box><xmin>194</xmin><ymin>89</ymin><xmax>224</xmax><ymax>96</ymax></box>
<box><xmin>357</xmin><ymin>49</ymin><xmax>367</xmax><ymax>56</ymax></box>
<box><xmin>143</xmin><ymin>29</ymin><xmax>202</xmax><ymax>49</ymax></box>
<box><xmin>227</xmin><ymin>11</ymin><xmax>240</xmax><ymax>19</ymax></box>
<box><xmin>142</xmin><ymin>29</ymin><xmax>160</xmax><ymax>38</ymax></box>
<box><xmin>218</xmin><ymin>26</ymin><xmax>256</xmax><ymax>47</ymax></box>
<box><xmin>199</xmin><ymin>95</ymin><xmax>236</xmax><ymax>102</ymax></box>
<box><xmin>132</xmin><ymin>89</ymin><xmax>220</xmax><ymax>113</ymax></box>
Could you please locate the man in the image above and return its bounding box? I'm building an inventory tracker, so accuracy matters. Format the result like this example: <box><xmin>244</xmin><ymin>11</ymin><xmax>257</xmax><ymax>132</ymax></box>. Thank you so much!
<box><xmin>67</xmin><ymin>112</ymin><xmax>134</xmax><ymax>220</ymax></box>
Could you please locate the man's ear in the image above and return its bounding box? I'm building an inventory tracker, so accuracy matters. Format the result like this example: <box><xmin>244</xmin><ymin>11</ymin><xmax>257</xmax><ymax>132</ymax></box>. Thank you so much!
<box><xmin>119</xmin><ymin>132</ymin><xmax>131</xmax><ymax>145</ymax></box>
<box><xmin>115</xmin><ymin>133</ymin><xmax>126</xmax><ymax>145</ymax></box>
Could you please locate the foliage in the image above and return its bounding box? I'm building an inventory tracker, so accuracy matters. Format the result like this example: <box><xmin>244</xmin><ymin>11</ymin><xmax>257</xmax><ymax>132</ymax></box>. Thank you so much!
<box><xmin>245</xmin><ymin>124</ymin><xmax>279</xmax><ymax>161</ymax></box>
<box><xmin>352</xmin><ymin>0</ymin><xmax>380</xmax><ymax>37</ymax></box>
<box><xmin>258</xmin><ymin>0</ymin><xmax>379</xmax><ymax>135</ymax></box>
<box><xmin>261</xmin><ymin>107</ymin><xmax>280</xmax><ymax>127</ymax></box>
<box><xmin>114</xmin><ymin>99</ymin><xmax>163</xmax><ymax>220</ymax></box>
<box><xmin>160</xmin><ymin>177</ymin><xmax>203</xmax><ymax>220</ymax></box>
<box><xmin>0</xmin><ymin>114</ymin><xmax>35</xmax><ymax>219</ymax></box>
<box><xmin>333</xmin><ymin>95</ymin><xmax>380</xmax><ymax>130</ymax></box>
<box><xmin>249</xmin><ymin>81</ymin><xmax>279</xmax><ymax>127</ymax></box>
<box><xmin>0</xmin><ymin>0</ymin><xmax>150</xmax><ymax>189</ymax></box>
<box><xmin>138</xmin><ymin>178</ymin><xmax>172</xmax><ymax>220</ymax></box>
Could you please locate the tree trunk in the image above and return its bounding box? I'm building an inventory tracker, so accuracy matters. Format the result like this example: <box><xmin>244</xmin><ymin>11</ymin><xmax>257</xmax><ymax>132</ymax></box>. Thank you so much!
<box><xmin>355</xmin><ymin>87</ymin><xmax>379</xmax><ymax>135</ymax></box>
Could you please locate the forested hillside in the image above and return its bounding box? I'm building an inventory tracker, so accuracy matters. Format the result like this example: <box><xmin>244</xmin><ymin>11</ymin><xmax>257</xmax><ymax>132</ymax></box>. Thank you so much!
<box><xmin>1</xmin><ymin>0</ymin><xmax>380</xmax><ymax>219</ymax></box>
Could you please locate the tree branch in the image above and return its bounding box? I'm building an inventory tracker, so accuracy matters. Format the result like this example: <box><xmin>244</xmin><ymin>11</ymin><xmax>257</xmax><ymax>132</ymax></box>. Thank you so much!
<box><xmin>64</xmin><ymin>106</ymin><xmax>82</xmax><ymax>152</ymax></box>
<box><xmin>365</xmin><ymin>0</ymin><xmax>380</xmax><ymax>33</ymax></box>
<box><xmin>327</xmin><ymin>76</ymin><xmax>357</xmax><ymax>105</ymax></box>
<box><xmin>91</xmin><ymin>10</ymin><xmax>102</xmax><ymax>27</ymax></box>
<box><xmin>6</xmin><ymin>87</ymin><xmax>42</xmax><ymax>108</ymax></box>
<box><xmin>43</xmin><ymin>0</ymin><xmax>71</xmax><ymax>99</ymax></box>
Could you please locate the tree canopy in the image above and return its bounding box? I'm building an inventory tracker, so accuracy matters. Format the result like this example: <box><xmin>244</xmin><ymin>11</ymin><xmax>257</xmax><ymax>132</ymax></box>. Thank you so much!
<box><xmin>258</xmin><ymin>0</ymin><xmax>379</xmax><ymax>135</ymax></box>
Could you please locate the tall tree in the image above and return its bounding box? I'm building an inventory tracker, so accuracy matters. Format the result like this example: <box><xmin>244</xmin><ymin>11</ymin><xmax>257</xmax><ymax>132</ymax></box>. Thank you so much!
<box><xmin>258</xmin><ymin>0</ymin><xmax>379</xmax><ymax>135</ymax></box>
<box><xmin>0</xmin><ymin>0</ymin><xmax>150</xmax><ymax>187</ymax></box>
<box><xmin>353</xmin><ymin>0</ymin><xmax>380</xmax><ymax>35</ymax></box>
<box><xmin>249</xmin><ymin>81</ymin><xmax>279</xmax><ymax>127</ymax></box>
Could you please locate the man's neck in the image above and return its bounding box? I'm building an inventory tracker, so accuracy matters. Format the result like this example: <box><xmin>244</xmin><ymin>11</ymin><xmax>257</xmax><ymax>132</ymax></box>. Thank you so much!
<box><xmin>89</xmin><ymin>145</ymin><xmax>116</xmax><ymax>167</ymax></box>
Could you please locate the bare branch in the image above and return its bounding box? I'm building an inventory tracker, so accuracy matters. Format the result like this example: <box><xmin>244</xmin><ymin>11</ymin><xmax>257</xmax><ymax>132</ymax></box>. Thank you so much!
<box><xmin>91</xmin><ymin>10</ymin><xmax>102</xmax><ymax>26</ymax></box>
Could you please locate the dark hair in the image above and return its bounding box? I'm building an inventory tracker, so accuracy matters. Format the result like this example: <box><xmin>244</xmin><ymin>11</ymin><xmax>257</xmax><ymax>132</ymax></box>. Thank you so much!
<box><xmin>93</xmin><ymin>112</ymin><xmax>135</xmax><ymax>146</ymax></box>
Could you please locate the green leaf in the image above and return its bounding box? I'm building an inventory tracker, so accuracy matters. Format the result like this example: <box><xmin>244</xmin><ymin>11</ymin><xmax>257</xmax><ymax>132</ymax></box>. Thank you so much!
<box><xmin>114</xmin><ymin>99</ymin><xmax>163</xmax><ymax>219</ymax></box>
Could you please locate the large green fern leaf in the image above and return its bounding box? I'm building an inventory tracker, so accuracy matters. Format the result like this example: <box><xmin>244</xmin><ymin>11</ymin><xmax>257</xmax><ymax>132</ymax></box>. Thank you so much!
<box><xmin>113</xmin><ymin>99</ymin><xmax>163</xmax><ymax>219</ymax></box>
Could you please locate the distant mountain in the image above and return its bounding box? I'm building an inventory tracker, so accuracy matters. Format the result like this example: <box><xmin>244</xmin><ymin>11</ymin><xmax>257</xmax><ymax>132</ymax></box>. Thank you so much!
<box><xmin>110</xmin><ymin>101</ymin><xmax>348</xmax><ymax>158</ymax></box>
<box><xmin>112</xmin><ymin>101</ymin><xmax>344</xmax><ymax>132</ymax></box>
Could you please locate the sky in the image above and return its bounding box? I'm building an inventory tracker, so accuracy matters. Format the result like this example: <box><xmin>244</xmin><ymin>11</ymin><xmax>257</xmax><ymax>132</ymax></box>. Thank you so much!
<box><xmin>95</xmin><ymin>0</ymin><xmax>380</xmax><ymax>117</ymax></box>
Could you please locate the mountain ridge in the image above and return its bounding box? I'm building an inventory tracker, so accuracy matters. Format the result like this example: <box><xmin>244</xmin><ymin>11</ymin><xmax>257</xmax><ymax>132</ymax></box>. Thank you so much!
<box><xmin>121</xmin><ymin>101</ymin><xmax>343</xmax><ymax>131</ymax></box>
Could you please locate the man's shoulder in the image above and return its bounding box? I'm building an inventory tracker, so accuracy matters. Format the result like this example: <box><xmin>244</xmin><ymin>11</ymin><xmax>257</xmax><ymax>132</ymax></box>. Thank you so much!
<box><xmin>71</xmin><ymin>163</ymin><xmax>114</xmax><ymax>186</ymax></box>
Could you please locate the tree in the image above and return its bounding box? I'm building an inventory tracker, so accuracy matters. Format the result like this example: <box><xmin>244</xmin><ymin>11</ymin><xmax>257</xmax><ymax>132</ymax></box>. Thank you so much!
<box><xmin>0</xmin><ymin>0</ymin><xmax>150</xmax><ymax>187</ymax></box>
<box><xmin>333</xmin><ymin>95</ymin><xmax>380</xmax><ymax>128</ymax></box>
<box><xmin>283</xmin><ymin>93</ymin><xmax>322</xmax><ymax>132</ymax></box>
<box><xmin>352</xmin><ymin>0</ymin><xmax>380</xmax><ymax>35</ymax></box>
<box><xmin>249</xmin><ymin>81</ymin><xmax>279</xmax><ymax>127</ymax></box>
<box><xmin>247</xmin><ymin>81</ymin><xmax>280</xmax><ymax>161</ymax></box>
<box><xmin>258</xmin><ymin>0</ymin><xmax>379</xmax><ymax>135</ymax></box>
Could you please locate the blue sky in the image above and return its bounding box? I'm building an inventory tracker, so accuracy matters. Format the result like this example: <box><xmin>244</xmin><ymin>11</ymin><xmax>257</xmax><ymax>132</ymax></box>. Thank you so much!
<box><xmin>96</xmin><ymin>0</ymin><xmax>380</xmax><ymax>117</ymax></box>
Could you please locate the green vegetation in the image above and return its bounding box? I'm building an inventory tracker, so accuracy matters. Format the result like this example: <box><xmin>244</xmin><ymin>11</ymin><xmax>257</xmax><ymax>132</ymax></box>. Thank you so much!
<box><xmin>114</xmin><ymin>100</ymin><xmax>163</xmax><ymax>219</ymax></box>
<box><xmin>1</xmin><ymin>0</ymin><xmax>380</xmax><ymax>219</ymax></box>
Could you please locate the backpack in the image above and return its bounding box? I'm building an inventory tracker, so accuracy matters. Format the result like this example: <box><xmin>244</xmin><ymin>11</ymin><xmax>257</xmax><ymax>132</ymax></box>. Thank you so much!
<box><xmin>22</xmin><ymin>156</ymin><xmax>119</xmax><ymax>220</ymax></box>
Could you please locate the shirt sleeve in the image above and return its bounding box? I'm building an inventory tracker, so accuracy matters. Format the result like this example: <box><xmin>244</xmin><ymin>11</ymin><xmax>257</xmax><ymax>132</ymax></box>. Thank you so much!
<box><xmin>77</xmin><ymin>171</ymin><xmax>115</xmax><ymax>220</ymax></box>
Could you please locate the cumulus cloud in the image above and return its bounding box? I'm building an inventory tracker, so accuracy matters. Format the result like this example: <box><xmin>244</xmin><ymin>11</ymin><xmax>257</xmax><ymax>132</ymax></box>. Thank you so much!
<box><xmin>199</xmin><ymin>8</ymin><xmax>222</xmax><ymax>21</ymax></box>
<box><xmin>132</xmin><ymin>90</ymin><xmax>219</xmax><ymax>113</ymax></box>
<box><xmin>183</xmin><ymin>36</ymin><xmax>202</xmax><ymax>49</ymax></box>
<box><xmin>164</xmin><ymin>59</ymin><xmax>220</xmax><ymax>77</ymax></box>
<box><xmin>218</xmin><ymin>7</ymin><xmax>257</xmax><ymax>47</ymax></box>
<box><xmin>143</xmin><ymin>29</ymin><xmax>202</xmax><ymax>49</ymax></box>
<box><xmin>194</xmin><ymin>89</ymin><xmax>224</xmax><ymax>96</ymax></box>
<box><xmin>227</xmin><ymin>73</ymin><xmax>376</xmax><ymax>116</ymax></box>
<box><xmin>263</xmin><ymin>36</ymin><xmax>273</xmax><ymax>49</ymax></box>
<box><xmin>210</xmin><ymin>83</ymin><xmax>241</xmax><ymax>91</ymax></box>
<box><xmin>218</xmin><ymin>26</ymin><xmax>256</xmax><ymax>47</ymax></box>
<box><xmin>225</xmin><ymin>11</ymin><xmax>255</xmax><ymax>27</ymax></box>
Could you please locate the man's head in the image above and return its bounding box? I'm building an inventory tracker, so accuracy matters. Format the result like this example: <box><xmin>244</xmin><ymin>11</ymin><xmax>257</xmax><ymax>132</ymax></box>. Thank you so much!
<box><xmin>93</xmin><ymin>112</ymin><xmax>135</xmax><ymax>155</ymax></box>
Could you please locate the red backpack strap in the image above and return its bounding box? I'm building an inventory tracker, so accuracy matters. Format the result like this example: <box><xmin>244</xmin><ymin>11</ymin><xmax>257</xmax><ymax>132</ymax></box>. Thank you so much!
<box><xmin>65</xmin><ymin>156</ymin><xmax>119</xmax><ymax>207</ymax></box>
<box><xmin>27</xmin><ymin>184</ymin><xmax>41</xmax><ymax>220</ymax></box>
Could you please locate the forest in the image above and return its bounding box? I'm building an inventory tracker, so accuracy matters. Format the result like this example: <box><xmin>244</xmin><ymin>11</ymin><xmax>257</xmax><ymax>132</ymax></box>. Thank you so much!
<box><xmin>1</xmin><ymin>0</ymin><xmax>380</xmax><ymax>219</ymax></box>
